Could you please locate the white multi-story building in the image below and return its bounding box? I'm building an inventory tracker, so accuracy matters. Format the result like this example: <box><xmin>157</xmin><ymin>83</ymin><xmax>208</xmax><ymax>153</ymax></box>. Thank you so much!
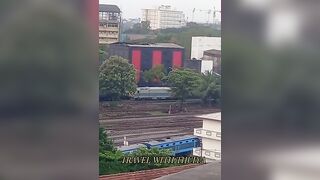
<box><xmin>142</xmin><ymin>5</ymin><xmax>186</xmax><ymax>30</ymax></box>
<box><xmin>191</xmin><ymin>36</ymin><xmax>221</xmax><ymax>73</ymax></box>
<box><xmin>193</xmin><ymin>112</ymin><xmax>221</xmax><ymax>162</ymax></box>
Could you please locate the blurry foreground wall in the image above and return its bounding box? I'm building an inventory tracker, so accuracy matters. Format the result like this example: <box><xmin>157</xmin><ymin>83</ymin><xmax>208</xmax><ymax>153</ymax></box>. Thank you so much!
<box><xmin>0</xmin><ymin>0</ymin><xmax>98</xmax><ymax>179</ymax></box>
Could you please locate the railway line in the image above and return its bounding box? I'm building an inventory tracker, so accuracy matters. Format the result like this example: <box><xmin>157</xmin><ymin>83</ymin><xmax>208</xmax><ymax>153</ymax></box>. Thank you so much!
<box><xmin>100</xmin><ymin>115</ymin><xmax>204</xmax><ymax>146</ymax></box>
<box><xmin>99</xmin><ymin>100</ymin><xmax>220</xmax><ymax>146</ymax></box>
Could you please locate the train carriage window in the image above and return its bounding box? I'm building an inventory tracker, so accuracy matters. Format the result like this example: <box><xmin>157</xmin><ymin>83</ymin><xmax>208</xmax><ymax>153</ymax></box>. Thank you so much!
<box><xmin>180</xmin><ymin>142</ymin><xmax>183</xmax><ymax>144</ymax></box>
<box><xmin>166</xmin><ymin>144</ymin><xmax>169</xmax><ymax>147</ymax></box>
<box><xmin>160</xmin><ymin>145</ymin><xmax>163</xmax><ymax>147</ymax></box>
<box><xmin>173</xmin><ymin>143</ymin><xmax>175</xmax><ymax>145</ymax></box>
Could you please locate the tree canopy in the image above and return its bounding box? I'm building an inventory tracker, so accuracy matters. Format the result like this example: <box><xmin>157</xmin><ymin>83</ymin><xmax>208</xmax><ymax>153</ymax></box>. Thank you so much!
<box><xmin>143</xmin><ymin>65</ymin><xmax>166</xmax><ymax>86</ymax></box>
<box><xmin>166</xmin><ymin>68</ymin><xmax>201</xmax><ymax>106</ymax></box>
<box><xmin>99</xmin><ymin>127</ymin><xmax>176</xmax><ymax>175</ymax></box>
<box><xmin>99</xmin><ymin>56</ymin><xmax>137</xmax><ymax>101</ymax></box>
<box><xmin>198</xmin><ymin>71</ymin><xmax>221</xmax><ymax>105</ymax></box>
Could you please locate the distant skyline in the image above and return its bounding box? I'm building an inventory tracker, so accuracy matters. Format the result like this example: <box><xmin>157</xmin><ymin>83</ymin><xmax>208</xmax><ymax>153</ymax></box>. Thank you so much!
<box><xmin>99</xmin><ymin>0</ymin><xmax>221</xmax><ymax>23</ymax></box>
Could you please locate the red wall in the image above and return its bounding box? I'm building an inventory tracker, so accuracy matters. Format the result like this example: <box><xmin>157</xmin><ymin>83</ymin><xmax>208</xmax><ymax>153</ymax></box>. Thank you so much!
<box><xmin>132</xmin><ymin>49</ymin><xmax>142</xmax><ymax>81</ymax></box>
<box><xmin>152</xmin><ymin>50</ymin><xmax>162</xmax><ymax>68</ymax></box>
<box><xmin>172</xmin><ymin>51</ymin><xmax>182</xmax><ymax>68</ymax></box>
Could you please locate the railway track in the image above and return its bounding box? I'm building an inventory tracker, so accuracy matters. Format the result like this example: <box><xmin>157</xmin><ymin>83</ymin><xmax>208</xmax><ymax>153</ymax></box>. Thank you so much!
<box><xmin>100</xmin><ymin>115</ymin><xmax>204</xmax><ymax>146</ymax></box>
<box><xmin>99</xmin><ymin>100</ymin><xmax>220</xmax><ymax>146</ymax></box>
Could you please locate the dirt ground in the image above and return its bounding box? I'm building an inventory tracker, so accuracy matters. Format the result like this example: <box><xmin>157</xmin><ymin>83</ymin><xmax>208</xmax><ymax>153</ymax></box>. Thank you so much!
<box><xmin>99</xmin><ymin>100</ymin><xmax>220</xmax><ymax>146</ymax></box>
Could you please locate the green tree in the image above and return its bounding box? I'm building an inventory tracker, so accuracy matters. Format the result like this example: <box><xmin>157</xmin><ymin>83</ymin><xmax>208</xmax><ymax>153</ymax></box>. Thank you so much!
<box><xmin>167</xmin><ymin>69</ymin><xmax>201</xmax><ymax>110</ymax></box>
<box><xmin>198</xmin><ymin>71</ymin><xmax>221</xmax><ymax>105</ymax></box>
<box><xmin>143</xmin><ymin>65</ymin><xmax>166</xmax><ymax>85</ymax></box>
<box><xmin>99</xmin><ymin>44</ymin><xmax>109</xmax><ymax>65</ymax></box>
<box><xmin>141</xmin><ymin>21</ymin><xmax>151</xmax><ymax>31</ymax></box>
<box><xmin>99</xmin><ymin>56</ymin><xmax>137</xmax><ymax>101</ymax></box>
<box><xmin>99</xmin><ymin>127</ymin><xmax>115</xmax><ymax>152</ymax></box>
<box><xmin>99</xmin><ymin>127</ymin><xmax>122</xmax><ymax>175</ymax></box>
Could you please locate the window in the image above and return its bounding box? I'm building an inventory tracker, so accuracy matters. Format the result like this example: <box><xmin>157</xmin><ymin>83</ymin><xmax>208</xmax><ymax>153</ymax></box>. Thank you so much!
<box><xmin>216</xmin><ymin>132</ymin><xmax>221</xmax><ymax>137</ymax></box>
<box><xmin>215</xmin><ymin>153</ymin><xmax>221</xmax><ymax>158</ymax></box>
<box><xmin>206</xmin><ymin>131</ymin><xmax>212</xmax><ymax>136</ymax></box>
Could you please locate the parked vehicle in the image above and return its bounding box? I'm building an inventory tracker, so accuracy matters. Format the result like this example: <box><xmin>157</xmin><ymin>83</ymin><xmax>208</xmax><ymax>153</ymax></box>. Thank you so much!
<box><xmin>133</xmin><ymin>87</ymin><xmax>173</xmax><ymax>100</ymax></box>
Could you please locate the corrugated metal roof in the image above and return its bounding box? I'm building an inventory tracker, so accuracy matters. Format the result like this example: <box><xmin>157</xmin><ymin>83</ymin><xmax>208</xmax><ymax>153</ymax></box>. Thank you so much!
<box><xmin>204</xmin><ymin>49</ymin><xmax>221</xmax><ymax>56</ymax></box>
<box><xmin>111</xmin><ymin>42</ymin><xmax>184</xmax><ymax>49</ymax></box>
<box><xmin>99</xmin><ymin>4</ymin><xmax>120</xmax><ymax>13</ymax></box>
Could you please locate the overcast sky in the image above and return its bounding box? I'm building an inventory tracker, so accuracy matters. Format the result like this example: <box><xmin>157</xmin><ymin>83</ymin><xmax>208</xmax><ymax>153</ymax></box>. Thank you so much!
<box><xmin>99</xmin><ymin>0</ymin><xmax>221</xmax><ymax>23</ymax></box>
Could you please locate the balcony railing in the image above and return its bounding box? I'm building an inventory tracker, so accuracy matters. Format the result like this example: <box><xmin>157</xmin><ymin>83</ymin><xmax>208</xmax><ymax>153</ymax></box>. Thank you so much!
<box><xmin>194</xmin><ymin>128</ymin><xmax>221</xmax><ymax>140</ymax></box>
<box><xmin>193</xmin><ymin>147</ymin><xmax>221</xmax><ymax>161</ymax></box>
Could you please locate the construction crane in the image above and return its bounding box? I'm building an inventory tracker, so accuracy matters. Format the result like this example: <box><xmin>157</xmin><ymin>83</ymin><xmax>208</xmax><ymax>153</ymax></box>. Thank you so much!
<box><xmin>192</xmin><ymin>7</ymin><xmax>221</xmax><ymax>24</ymax></box>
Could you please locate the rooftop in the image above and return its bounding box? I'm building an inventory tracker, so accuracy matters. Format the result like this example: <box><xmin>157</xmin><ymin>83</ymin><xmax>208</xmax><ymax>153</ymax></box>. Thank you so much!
<box><xmin>196</xmin><ymin>112</ymin><xmax>221</xmax><ymax>121</ymax></box>
<box><xmin>204</xmin><ymin>49</ymin><xmax>221</xmax><ymax>56</ymax></box>
<box><xmin>99</xmin><ymin>164</ymin><xmax>200</xmax><ymax>180</ymax></box>
<box><xmin>99</xmin><ymin>4</ymin><xmax>120</xmax><ymax>13</ymax></box>
<box><xmin>155</xmin><ymin>162</ymin><xmax>221</xmax><ymax>180</ymax></box>
<box><xmin>111</xmin><ymin>42</ymin><xmax>184</xmax><ymax>49</ymax></box>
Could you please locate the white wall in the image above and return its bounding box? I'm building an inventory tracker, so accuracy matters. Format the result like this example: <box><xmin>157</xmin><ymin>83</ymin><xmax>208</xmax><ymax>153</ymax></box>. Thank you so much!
<box><xmin>203</xmin><ymin>119</ymin><xmax>221</xmax><ymax>133</ymax></box>
<box><xmin>191</xmin><ymin>37</ymin><xmax>221</xmax><ymax>60</ymax></box>
<box><xmin>201</xmin><ymin>60</ymin><xmax>214</xmax><ymax>73</ymax></box>
<box><xmin>202</xmin><ymin>138</ymin><xmax>221</xmax><ymax>151</ymax></box>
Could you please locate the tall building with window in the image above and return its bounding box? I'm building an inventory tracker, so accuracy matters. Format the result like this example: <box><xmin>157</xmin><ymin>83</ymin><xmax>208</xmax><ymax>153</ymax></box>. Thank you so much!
<box><xmin>142</xmin><ymin>5</ymin><xmax>186</xmax><ymax>30</ymax></box>
<box><xmin>99</xmin><ymin>4</ymin><xmax>121</xmax><ymax>44</ymax></box>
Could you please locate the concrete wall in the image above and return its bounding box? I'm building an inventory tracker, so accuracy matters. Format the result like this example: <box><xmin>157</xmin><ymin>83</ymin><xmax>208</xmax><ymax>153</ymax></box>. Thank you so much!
<box><xmin>191</xmin><ymin>37</ymin><xmax>221</xmax><ymax>60</ymax></box>
<box><xmin>203</xmin><ymin>119</ymin><xmax>221</xmax><ymax>133</ymax></box>
<box><xmin>202</xmin><ymin>138</ymin><xmax>220</xmax><ymax>151</ymax></box>
<box><xmin>201</xmin><ymin>60</ymin><xmax>214</xmax><ymax>73</ymax></box>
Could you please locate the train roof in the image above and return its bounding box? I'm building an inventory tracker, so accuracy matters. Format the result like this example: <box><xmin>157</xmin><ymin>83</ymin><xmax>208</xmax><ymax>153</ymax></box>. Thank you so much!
<box><xmin>117</xmin><ymin>144</ymin><xmax>146</xmax><ymax>151</ymax></box>
<box><xmin>137</xmin><ymin>87</ymin><xmax>171</xmax><ymax>90</ymax></box>
<box><xmin>146</xmin><ymin>135</ymin><xmax>198</xmax><ymax>146</ymax></box>
<box><xmin>111</xmin><ymin>42</ymin><xmax>184</xmax><ymax>49</ymax></box>
<box><xmin>99</xmin><ymin>4</ymin><xmax>120</xmax><ymax>13</ymax></box>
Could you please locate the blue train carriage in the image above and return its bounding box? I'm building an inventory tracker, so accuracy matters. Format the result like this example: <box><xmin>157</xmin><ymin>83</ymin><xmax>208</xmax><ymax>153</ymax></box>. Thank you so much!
<box><xmin>133</xmin><ymin>87</ymin><xmax>172</xmax><ymax>100</ymax></box>
<box><xmin>117</xmin><ymin>144</ymin><xmax>147</xmax><ymax>154</ymax></box>
<box><xmin>143</xmin><ymin>135</ymin><xmax>200</xmax><ymax>156</ymax></box>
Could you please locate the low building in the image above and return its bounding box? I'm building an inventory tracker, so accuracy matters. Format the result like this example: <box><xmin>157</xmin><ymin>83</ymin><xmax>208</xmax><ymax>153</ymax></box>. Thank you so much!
<box><xmin>108</xmin><ymin>42</ymin><xmax>184</xmax><ymax>85</ymax></box>
<box><xmin>193</xmin><ymin>113</ymin><xmax>221</xmax><ymax>162</ymax></box>
<box><xmin>191</xmin><ymin>37</ymin><xmax>221</xmax><ymax>60</ymax></box>
<box><xmin>201</xmin><ymin>49</ymin><xmax>221</xmax><ymax>74</ymax></box>
<box><xmin>99</xmin><ymin>4</ymin><xmax>121</xmax><ymax>44</ymax></box>
<box><xmin>191</xmin><ymin>36</ymin><xmax>221</xmax><ymax>73</ymax></box>
<box><xmin>142</xmin><ymin>5</ymin><xmax>186</xmax><ymax>30</ymax></box>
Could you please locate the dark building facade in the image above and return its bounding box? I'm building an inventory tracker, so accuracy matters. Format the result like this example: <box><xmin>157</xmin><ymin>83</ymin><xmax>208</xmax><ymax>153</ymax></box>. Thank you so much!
<box><xmin>183</xmin><ymin>60</ymin><xmax>201</xmax><ymax>73</ymax></box>
<box><xmin>109</xmin><ymin>43</ymin><xmax>185</xmax><ymax>85</ymax></box>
